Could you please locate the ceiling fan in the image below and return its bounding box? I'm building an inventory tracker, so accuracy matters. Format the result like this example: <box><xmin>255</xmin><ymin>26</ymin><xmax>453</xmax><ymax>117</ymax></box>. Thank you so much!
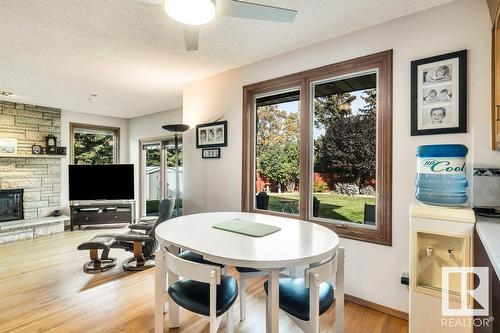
<box><xmin>138</xmin><ymin>0</ymin><xmax>298</xmax><ymax>51</ymax></box>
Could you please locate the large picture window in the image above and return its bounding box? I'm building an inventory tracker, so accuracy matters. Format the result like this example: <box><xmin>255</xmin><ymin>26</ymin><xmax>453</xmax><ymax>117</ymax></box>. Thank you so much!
<box><xmin>242</xmin><ymin>51</ymin><xmax>392</xmax><ymax>245</ymax></box>
<box><xmin>70</xmin><ymin>123</ymin><xmax>120</xmax><ymax>165</ymax></box>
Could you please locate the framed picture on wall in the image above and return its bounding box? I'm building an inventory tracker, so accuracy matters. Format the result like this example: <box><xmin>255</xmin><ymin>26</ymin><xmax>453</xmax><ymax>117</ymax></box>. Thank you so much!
<box><xmin>0</xmin><ymin>138</ymin><xmax>17</xmax><ymax>156</ymax></box>
<box><xmin>202</xmin><ymin>148</ymin><xmax>220</xmax><ymax>159</ymax></box>
<box><xmin>196</xmin><ymin>120</ymin><xmax>227</xmax><ymax>148</ymax></box>
<box><xmin>411</xmin><ymin>50</ymin><xmax>467</xmax><ymax>136</ymax></box>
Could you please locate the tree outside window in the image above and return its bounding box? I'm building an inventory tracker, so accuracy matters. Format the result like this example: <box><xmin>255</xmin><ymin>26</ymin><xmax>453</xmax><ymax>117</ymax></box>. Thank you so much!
<box><xmin>71</xmin><ymin>124</ymin><xmax>119</xmax><ymax>165</ymax></box>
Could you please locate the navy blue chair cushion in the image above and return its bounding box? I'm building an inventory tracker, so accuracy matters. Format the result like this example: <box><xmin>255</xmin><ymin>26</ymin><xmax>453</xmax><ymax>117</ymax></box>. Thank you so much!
<box><xmin>263</xmin><ymin>277</ymin><xmax>334</xmax><ymax>321</ymax></box>
<box><xmin>168</xmin><ymin>276</ymin><xmax>238</xmax><ymax>317</ymax></box>
<box><xmin>179</xmin><ymin>251</ymin><xmax>225</xmax><ymax>268</ymax></box>
<box><xmin>235</xmin><ymin>267</ymin><xmax>260</xmax><ymax>273</ymax></box>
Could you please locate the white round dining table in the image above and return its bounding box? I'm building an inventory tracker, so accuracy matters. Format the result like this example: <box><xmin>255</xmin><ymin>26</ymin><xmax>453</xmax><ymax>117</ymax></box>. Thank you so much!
<box><xmin>154</xmin><ymin>212</ymin><xmax>340</xmax><ymax>333</ymax></box>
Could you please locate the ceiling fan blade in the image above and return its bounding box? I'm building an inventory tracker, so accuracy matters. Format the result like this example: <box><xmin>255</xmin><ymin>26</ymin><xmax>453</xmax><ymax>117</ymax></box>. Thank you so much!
<box><xmin>136</xmin><ymin>0</ymin><xmax>163</xmax><ymax>5</ymax></box>
<box><xmin>218</xmin><ymin>0</ymin><xmax>297</xmax><ymax>23</ymax></box>
<box><xmin>183</xmin><ymin>26</ymin><xmax>200</xmax><ymax>51</ymax></box>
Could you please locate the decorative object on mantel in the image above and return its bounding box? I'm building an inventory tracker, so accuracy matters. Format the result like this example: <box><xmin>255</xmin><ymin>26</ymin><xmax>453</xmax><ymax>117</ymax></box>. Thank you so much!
<box><xmin>57</xmin><ymin>147</ymin><xmax>67</xmax><ymax>156</ymax></box>
<box><xmin>196</xmin><ymin>120</ymin><xmax>227</xmax><ymax>148</ymax></box>
<box><xmin>162</xmin><ymin>123</ymin><xmax>190</xmax><ymax>218</ymax></box>
<box><xmin>411</xmin><ymin>50</ymin><xmax>467</xmax><ymax>136</ymax></box>
<box><xmin>45</xmin><ymin>134</ymin><xmax>57</xmax><ymax>154</ymax></box>
<box><xmin>202</xmin><ymin>148</ymin><xmax>220</xmax><ymax>159</ymax></box>
<box><xmin>32</xmin><ymin>144</ymin><xmax>42</xmax><ymax>155</ymax></box>
<box><xmin>0</xmin><ymin>138</ymin><xmax>17</xmax><ymax>156</ymax></box>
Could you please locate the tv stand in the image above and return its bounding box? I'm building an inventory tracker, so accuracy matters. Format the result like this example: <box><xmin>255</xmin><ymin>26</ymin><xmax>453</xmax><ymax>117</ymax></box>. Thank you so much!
<box><xmin>70</xmin><ymin>200</ymin><xmax>135</xmax><ymax>231</ymax></box>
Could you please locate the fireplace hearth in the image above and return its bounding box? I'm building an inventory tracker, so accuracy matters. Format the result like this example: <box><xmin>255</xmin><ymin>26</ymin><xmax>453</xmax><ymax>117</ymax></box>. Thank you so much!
<box><xmin>0</xmin><ymin>189</ymin><xmax>23</xmax><ymax>222</ymax></box>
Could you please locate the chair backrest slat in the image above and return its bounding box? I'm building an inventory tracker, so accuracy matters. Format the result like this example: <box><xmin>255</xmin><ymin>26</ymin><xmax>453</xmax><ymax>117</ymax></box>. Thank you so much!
<box><xmin>304</xmin><ymin>248</ymin><xmax>344</xmax><ymax>333</ymax></box>
<box><xmin>165</xmin><ymin>250</ymin><xmax>221</xmax><ymax>285</ymax></box>
<box><xmin>304</xmin><ymin>252</ymin><xmax>338</xmax><ymax>288</ymax></box>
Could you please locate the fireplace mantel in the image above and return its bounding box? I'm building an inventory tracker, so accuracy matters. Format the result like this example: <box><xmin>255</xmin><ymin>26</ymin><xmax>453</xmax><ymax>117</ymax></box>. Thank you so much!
<box><xmin>0</xmin><ymin>154</ymin><xmax>64</xmax><ymax>159</ymax></box>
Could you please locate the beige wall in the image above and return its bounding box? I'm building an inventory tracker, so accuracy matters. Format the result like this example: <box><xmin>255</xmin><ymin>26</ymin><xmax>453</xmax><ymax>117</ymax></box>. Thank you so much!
<box><xmin>182</xmin><ymin>0</ymin><xmax>494</xmax><ymax>312</ymax></box>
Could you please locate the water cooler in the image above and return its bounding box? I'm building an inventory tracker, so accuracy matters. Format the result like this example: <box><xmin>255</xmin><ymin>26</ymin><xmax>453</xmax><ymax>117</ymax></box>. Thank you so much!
<box><xmin>409</xmin><ymin>203</ymin><xmax>475</xmax><ymax>333</ymax></box>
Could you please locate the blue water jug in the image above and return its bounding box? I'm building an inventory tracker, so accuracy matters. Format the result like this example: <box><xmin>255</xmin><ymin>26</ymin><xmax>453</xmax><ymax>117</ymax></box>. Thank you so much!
<box><xmin>415</xmin><ymin>144</ymin><xmax>468</xmax><ymax>206</ymax></box>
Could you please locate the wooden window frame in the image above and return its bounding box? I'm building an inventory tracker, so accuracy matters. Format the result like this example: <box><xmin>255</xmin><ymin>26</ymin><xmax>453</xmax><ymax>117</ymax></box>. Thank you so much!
<box><xmin>242</xmin><ymin>50</ymin><xmax>393</xmax><ymax>246</ymax></box>
<box><xmin>69</xmin><ymin>122</ymin><xmax>120</xmax><ymax>165</ymax></box>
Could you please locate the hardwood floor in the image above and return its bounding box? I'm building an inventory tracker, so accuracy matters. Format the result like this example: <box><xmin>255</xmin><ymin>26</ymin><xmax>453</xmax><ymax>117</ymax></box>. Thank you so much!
<box><xmin>0</xmin><ymin>227</ymin><xmax>408</xmax><ymax>333</ymax></box>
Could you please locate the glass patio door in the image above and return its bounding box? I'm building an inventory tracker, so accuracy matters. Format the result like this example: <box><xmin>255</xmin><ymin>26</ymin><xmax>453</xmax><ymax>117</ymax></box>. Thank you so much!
<box><xmin>141</xmin><ymin>138</ymin><xmax>183</xmax><ymax>217</ymax></box>
<box><xmin>142</xmin><ymin>142</ymin><xmax>162</xmax><ymax>216</ymax></box>
<box><xmin>163</xmin><ymin>138</ymin><xmax>183</xmax><ymax>217</ymax></box>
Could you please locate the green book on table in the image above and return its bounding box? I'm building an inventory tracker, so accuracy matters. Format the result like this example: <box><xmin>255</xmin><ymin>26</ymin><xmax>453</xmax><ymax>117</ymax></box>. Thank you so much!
<box><xmin>213</xmin><ymin>218</ymin><xmax>281</xmax><ymax>237</ymax></box>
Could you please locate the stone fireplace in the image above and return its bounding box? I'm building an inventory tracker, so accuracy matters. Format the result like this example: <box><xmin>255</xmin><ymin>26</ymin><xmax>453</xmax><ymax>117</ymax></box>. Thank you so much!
<box><xmin>0</xmin><ymin>100</ymin><xmax>68</xmax><ymax>243</ymax></box>
<box><xmin>0</xmin><ymin>100</ymin><xmax>61</xmax><ymax>218</ymax></box>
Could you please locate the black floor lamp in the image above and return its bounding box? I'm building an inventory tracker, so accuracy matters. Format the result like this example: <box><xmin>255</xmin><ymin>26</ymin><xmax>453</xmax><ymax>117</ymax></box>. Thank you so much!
<box><xmin>162</xmin><ymin>124</ymin><xmax>190</xmax><ymax>217</ymax></box>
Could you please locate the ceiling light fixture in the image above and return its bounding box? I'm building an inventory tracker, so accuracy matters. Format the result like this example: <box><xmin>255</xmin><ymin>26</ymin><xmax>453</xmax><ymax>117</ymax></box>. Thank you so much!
<box><xmin>164</xmin><ymin>0</ymin><xmax>215</xmax><ymax>26</ymax></box>
<box><xmin>0</xmin><ymin>91</ymin><xmax>13</xmax><ymax>97</ymax></box>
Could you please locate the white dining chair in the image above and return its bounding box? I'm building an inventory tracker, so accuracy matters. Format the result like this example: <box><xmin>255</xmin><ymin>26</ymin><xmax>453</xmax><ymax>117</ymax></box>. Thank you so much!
<box><xmin>179</xmin><ymin>250</ymin><xmax>227</xmax><ymax>273</ymax></box>
<box><xmin>235</xmin><ymin>267</ymin><xmax>268</xmax><ymax>321</ymax></box>
<box><xmin>163</xmin><ymin>250</ymin><xmax>238</xmax><ymax>333</ymax></box>
<box><xmin>237</xmin><ymin>266</ymin><xmax>302</xmax><ymax>322</ymax></box>
<box><xmin>263</xmin><ymin>247</ymin><xmax>345</xmax><ymax>333</ymax></box>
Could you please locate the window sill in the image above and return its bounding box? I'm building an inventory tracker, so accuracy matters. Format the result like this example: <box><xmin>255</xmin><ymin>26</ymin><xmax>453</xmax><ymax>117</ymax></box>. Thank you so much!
<box><xmin>246</xmin><ymin>208</ymin><xmax>392</xmax><ymax>246</ymax></box>
<box><xmin>313</xmin><ymin>219</ymin><xmax>392</xmax><ymax>246</ymax></box>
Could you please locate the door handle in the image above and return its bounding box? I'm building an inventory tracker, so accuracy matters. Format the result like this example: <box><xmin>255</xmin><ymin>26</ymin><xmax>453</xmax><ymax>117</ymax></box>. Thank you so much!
<box><xmin>496</xmin><ymin>105</ymin><xmax>500</xmax><ymax>121</ymax></box>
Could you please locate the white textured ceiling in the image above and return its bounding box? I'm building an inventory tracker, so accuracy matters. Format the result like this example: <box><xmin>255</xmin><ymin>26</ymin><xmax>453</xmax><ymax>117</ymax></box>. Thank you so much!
<box><xmin>0</xmin><ymin>0</ymin><xmax>451</xmax><ymax>118</ymax></box>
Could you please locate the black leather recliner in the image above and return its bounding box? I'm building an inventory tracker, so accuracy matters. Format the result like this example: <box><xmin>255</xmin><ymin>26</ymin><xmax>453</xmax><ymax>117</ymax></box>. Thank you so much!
<box><xmin>114</xmin><ymin>197</ymin><xmax>175</xmax><ymax>271</ymax></box>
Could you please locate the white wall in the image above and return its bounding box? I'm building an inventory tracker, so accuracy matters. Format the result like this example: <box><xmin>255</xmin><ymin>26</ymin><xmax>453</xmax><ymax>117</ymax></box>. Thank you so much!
<box><xmin>60</xmin><ymin>110</ymin><xmax>129</xmax><ymax>214</ymax></box>
<box><xmin>128</xmin><ymin>108</ymin><xmax>183</xmax><ymax>216</ymax></box>
<box><xmin>182</xmin><ymin>0</ymin><xmax>494</xmax><ymax>312</ymax></box>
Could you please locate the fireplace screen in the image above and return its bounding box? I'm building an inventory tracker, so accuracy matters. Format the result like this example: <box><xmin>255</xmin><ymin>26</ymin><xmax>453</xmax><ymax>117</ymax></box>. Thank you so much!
<box><xmin>0</xmin><ymin>189</ymin><xmax>23</xmax><ymax>222</ymax></box>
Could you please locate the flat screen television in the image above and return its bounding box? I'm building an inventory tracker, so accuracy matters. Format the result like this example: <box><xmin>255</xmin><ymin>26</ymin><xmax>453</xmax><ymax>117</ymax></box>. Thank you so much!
<box><xmin>69</xmin><ymin>164</ymin><xmax>134</xmax><ymax>201</ymax></box>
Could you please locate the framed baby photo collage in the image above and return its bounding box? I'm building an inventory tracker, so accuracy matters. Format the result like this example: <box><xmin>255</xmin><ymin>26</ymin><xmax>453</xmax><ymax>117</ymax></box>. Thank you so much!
<box><xmin>410</xmin><ymin>50</ymin><xmax>467</xmax><ymax>136</ymax></box>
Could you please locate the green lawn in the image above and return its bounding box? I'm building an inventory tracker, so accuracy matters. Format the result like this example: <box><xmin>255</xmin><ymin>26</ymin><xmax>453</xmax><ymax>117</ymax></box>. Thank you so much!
<box><xmin>267</xmin><ymin>193</ymin><xmax>375</xmax><ymax>223</ymax></box>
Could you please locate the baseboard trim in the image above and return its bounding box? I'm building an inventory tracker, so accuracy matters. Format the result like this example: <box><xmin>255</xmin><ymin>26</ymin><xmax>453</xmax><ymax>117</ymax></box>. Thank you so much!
<box><xmin>345</xmin><ymin>294</ymin><xmax>408</xmax><ymax>320</ymax></box>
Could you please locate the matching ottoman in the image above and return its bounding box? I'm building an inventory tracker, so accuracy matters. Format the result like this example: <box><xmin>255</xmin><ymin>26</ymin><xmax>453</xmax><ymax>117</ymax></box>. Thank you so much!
<box><xmin>77</xmin><ymin>235</ymin><xmax>119</xmax><ymax>273</ymax></box>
